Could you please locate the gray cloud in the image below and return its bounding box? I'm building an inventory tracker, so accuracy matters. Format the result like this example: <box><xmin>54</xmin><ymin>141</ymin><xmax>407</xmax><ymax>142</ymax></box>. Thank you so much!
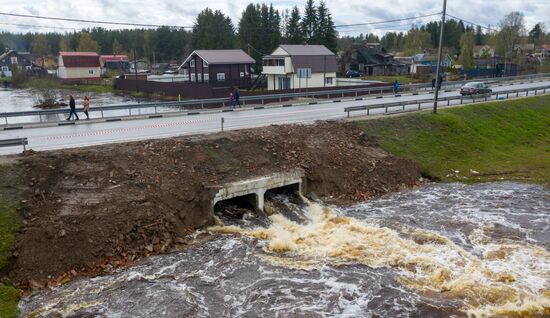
<box><xmin>1</xmin><ymin>0</ymin><xmax>549</xmax><ymax>34</ymax></box>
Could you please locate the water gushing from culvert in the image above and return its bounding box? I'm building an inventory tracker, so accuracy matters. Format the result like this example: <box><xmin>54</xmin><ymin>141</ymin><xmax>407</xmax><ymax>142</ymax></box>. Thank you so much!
<box><xmin>19</xmin><ymin>182</ymin><xmax>550</xmax><ymax>318</ymax></box>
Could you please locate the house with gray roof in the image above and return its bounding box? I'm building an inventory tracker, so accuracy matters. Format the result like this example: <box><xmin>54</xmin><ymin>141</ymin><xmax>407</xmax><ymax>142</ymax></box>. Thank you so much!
<box><xmin>0</xmin><ymin>49</ymin><xmax>35</xmax><ymax>77</ymax></box>
<box><xmin>262</xmin><ymin>45</ymin><xmax>337</xmax><ymax>90</ymax></box>
<box><xmin>178</xmin><ymin>49</ymin><xmax>255</xmax><ymax>88</ymax></box>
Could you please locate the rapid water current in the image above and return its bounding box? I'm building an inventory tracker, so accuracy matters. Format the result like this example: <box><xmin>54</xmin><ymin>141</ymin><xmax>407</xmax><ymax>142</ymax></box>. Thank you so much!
<box><xmin>19</xmin><ymin>182</ymin><xmax>549</xmax><ymax>317</ymax></box>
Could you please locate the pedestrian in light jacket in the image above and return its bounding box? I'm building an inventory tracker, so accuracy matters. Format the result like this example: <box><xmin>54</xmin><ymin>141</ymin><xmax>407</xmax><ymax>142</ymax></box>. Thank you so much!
<box><xmin>66</xmin><ymin>95</ymin><xmax>79</xmax><ymax>120</ymax></box>
<box><xmin>83</xmin><ymin>96</ymin><xmax>90</xmax><ymax>120</ymax></box>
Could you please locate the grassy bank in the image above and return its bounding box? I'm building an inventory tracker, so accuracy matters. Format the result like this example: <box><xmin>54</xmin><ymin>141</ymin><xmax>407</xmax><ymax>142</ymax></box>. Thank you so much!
<box><xmin>0</xmin><ymin>164</ymin><xmax>24</xmax><ymax>318</ymax></box>
<box><xmin>356</xmin><ymin>95</ymin><xmax>550</xmax><ymax>184</ymax></box>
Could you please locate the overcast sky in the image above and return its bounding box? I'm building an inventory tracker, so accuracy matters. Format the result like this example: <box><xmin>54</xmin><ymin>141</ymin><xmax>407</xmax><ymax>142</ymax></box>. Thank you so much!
<box><xmin>0</xmin><ymin>0</ymin><xmax>548</xmax><ymax>35</ymax></box>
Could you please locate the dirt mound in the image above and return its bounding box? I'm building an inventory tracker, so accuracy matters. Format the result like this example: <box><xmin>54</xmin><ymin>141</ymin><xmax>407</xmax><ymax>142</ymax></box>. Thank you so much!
<box><xmin>1</xmin><ymin>121</ymin><xmax>422</xmax><ymax>290</ymax></box>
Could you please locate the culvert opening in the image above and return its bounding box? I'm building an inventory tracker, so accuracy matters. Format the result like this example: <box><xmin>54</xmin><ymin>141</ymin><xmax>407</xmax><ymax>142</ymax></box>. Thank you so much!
<box><xmin>264</xmin><ymin>183</ymin><xmax>307</xmax><ymax>223</ymax></box>
<box><xmin>214</xmin><ymin>194</ymin><xmax>270</xmax><ymax>227</ymax></box>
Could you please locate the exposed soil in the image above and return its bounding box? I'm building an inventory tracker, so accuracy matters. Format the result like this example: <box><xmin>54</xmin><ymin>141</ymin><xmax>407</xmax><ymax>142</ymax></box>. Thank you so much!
<box><xmin>0</xmin><ymin>121</ymin><xmax>422</xmax><ymax>291</ymax></box>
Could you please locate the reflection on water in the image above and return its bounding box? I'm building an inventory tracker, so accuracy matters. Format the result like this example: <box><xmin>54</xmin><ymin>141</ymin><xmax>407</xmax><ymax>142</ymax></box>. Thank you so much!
<box><xmin>19</xmin><ymin>182</ymin><xmax>550</xmax><ymax>317</ymax></box>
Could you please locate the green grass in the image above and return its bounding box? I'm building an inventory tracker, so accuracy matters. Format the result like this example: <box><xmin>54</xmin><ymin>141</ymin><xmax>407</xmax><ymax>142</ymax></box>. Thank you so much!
<box><xmin>361</xmin><ymin>75</ymin><xmax>426</xmax><ymax>84</ymax></box>
<box><xmin>0</xmin><ymin>285</ymin><xmax>19</xmax><ymax>318</ymax></box>
<box><xmin>0</xmin><ymin>164</ymin><xmax>24</xmax><ymax>318</ymax></box>
<box><xmin>355</xmin><ymin>95</ymin><xmax>550</xmax><ymax>184</ymax></box>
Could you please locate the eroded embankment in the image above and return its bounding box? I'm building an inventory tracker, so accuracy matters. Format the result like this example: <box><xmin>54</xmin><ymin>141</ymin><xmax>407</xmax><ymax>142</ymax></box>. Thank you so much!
<box><xmin>0</xmin><ymin>122</ymin><xmax>422</xmax><ymax>290</ymax></box>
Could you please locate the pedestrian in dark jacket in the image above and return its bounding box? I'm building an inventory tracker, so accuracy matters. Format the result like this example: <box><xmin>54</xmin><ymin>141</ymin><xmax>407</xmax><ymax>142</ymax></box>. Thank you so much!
<box><xmin>66</xmin><ymin>95</ymin><xmax>79</xmax><ymax>120</ymax></box>
<box><xmin>233</xmin><ymin>87</ymin><xmax>241</xmax><ymax>107</ymax></box>
<box><xmin>431</xmin><ymin>78</ymin><xmax>436</xmax><ymax>90</ymax></box>
<box><xmin>437</xmin><ymin>75</ymin><xmax>443</xmax><ymax>90</ymax></box>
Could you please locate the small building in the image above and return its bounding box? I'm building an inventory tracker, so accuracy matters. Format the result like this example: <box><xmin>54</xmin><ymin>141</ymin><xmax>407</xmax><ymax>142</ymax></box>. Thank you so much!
<box><xmin>178</xmin><ymin>49</ymin><xmax>254</xmax><ymax>88</ymax></box>
<box><xmin>57</xmin><ymin>52</ymin><xmax>101</xmax><ymax>80</ymax></box>
<box><xmin>340</xmin><ymin>43</ymin><xmax>409</xmax><ymax>76</ymax></box>
<box><xmin>414</xmin><ymin>53</ymin><xmax>454</xmax><ymax>72</ymax></box>
<box><xmin>100</xmin><ymin>55</ymin><xmax>130</xmax><ymax>72</ymax></box>
<box><xmin>0</xmin><ymin>49</ymin><xmax>35</xmax><ymax>77</ymax></box>
<box><xmin>129</xmin><ymin>59</ymin><xmax>150</xmax><ymax>73</ymax></box>
<box><xmin>514</xmin><ymin>43</ymin><xmax>535</xmax><ymax>54</ymax></box>
<box><xmin>262</xmin><ymin>44</ymin><xmax>337</xmax><ymax>90</ymax></box>
<box><xmin>473</xmin><ymin>45</ymin><xmax>495</xmax><ymax>58</ymax></box>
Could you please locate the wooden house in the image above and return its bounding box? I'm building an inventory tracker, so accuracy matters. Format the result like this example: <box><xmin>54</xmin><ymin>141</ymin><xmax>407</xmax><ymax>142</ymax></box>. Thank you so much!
<box><xmin>178</xmin><ymin>50</ymin><xmax>255</xmax><ymax>88</ymax></box>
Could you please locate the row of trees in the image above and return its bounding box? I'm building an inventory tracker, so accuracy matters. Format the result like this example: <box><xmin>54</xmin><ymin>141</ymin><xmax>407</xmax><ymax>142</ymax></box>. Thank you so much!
<box><xmin>1</xmin><ymin>7</ymin><xmax>548</xmax><ymax>73</ymax></box>
<box><xmin>0</xmin><ymin>0</ymin><xmax>337</xmax><ymax>69</ymax></box>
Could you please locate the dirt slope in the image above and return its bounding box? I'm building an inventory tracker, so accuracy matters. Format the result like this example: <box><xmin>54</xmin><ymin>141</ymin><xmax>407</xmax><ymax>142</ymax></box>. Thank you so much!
<box><xmin>1</xmin><ymin>121</ymin><xmax>422</xmax><ymax>290</ymax></box>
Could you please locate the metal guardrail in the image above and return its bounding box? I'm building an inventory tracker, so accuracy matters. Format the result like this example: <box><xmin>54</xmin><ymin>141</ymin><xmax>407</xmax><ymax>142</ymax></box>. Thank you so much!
<box><xmin>1</xmin><ymin>73</ymin><xmax>550</xmax><ymax>126</ymax></box>
<box><xmin>0</xmin><ymin>137</ymin><xmax>28</xmax><ymax>151</ymax></box>
<box><xmin>344</xmin><ymin>84</ymin><xmax>550</xmax><ymax>117</ymax></box>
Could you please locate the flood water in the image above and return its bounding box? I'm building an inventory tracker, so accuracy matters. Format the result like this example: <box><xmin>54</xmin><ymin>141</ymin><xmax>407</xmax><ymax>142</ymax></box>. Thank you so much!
<box><xmin>19</xmin><ymin>182</ymin><xmax>550</xmax><ymax>317</ymax></box>
<box><xmin>0</xmin><ymin>88</ymin><xmax>154</xmax><ymax>124</ymax></box>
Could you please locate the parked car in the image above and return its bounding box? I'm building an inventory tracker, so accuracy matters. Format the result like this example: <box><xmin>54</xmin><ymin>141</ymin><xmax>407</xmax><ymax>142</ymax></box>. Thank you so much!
<box><xmin>345</xmin><ymin>70</ymin><xmax>364</xmax><ymax>78</ymax></box>
<box><xmin>460</xmin><ymin>82</ymin><xmax>492</xmax><ymax>96</ymax></box>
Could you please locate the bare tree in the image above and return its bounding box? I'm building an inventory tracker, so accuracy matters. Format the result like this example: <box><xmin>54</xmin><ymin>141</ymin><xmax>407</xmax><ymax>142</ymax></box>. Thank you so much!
<box><xmin>497</xmin><ymin>12</ymin><xmax>526</xmax><ymax>58</ymax></box>
<box><xmin>31</xmin><ymin>78</ymin><xmax>61</xmax><ymax>108</ymax></box>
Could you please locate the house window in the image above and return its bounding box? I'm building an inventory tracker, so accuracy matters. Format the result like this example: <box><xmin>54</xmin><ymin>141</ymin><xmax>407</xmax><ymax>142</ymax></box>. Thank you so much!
<box><xmin>203</xmin><ymin>73</ymin><xmax>209</xmax><ymax>81</ymax></box>
<box><xmin>203</xmin><ymin>61</ymin><xmax>208</xmax><ymax>68</ymax></box>
<box><xmin>240</xmin><ymin>72</ymin><xmax>244</xmax><ymax>77</ymax></box>
<box><xmin>217</xmin><ymin>73</ymin><xmax>225</xmax><ymax>81</ymax></box>
<box><xmin>1</xmin><ymin>66</ymin><xmax>8</xmax><ymax>71</ymax></box>
<box><xmin>297</xmin><ymin>68</ymin><xmax>311</xmax><ymax>78</ymax></box>
<box><xmin>325</xmin><ymin>77</ymin><xmax>333</xmax><ymax>85</ymax></box>
<box><xmin>197</xmin><ymin>73</ymin><xmax>202</xmax><ymax>81</ymax></box>
<box><xmin>189</xmin><ymin>60</ymin><xmax>195</xmax><ymax>68</ymax></box>
<box><xmin>26</xmin><ymin>66</ymin><xmax>32</xmax><ymax>70</ymax></box>
<box><xmin>89</xmin><ymin>69</ymin><xmax>94</xmax><ymax>75</ymax></box>
<box><xmin>10</xmin><ymin>57</ymin><xmax>18</xmax><ymax>64</ymax></box>
<box><xmin>190</xmin><ymin>74</ymin><xmax>196</xmax><ymax>82</ymax></box>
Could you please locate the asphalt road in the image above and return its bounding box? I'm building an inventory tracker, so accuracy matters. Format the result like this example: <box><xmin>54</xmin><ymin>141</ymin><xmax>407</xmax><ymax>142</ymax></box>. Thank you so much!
<box><xmin>1</xmin><ymin>80</ymin><xmax>549</xmax><ymax>155</ymax></box>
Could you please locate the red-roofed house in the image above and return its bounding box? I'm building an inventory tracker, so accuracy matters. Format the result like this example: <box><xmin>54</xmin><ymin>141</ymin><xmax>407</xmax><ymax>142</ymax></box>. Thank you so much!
<box><xmin>57</xmin><ymin>52</ymin><xmax>101</xmax><ymax>80</ymax></box>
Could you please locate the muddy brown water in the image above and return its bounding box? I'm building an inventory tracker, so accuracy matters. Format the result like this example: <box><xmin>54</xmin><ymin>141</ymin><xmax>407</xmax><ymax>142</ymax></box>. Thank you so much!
<box><xmin>18</xmin><ymin>182</ymin><xmax>550</xmax><ymax>317</ymax></box>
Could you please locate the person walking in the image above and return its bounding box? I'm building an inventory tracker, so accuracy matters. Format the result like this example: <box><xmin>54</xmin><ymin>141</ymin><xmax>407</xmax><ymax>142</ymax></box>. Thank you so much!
<box><xmin>431</xmin><ymin>78</ymin><xmax>436</xmax><ymax>90</ymax></box>
<box><xmin>229</xmin><ymin>92</ymin><xmax>235</xmax><ymax>110</ymax></box>
<box><xmin>66</xmin><ymin>95</ymin><xmax>79</xmax><ymax>120</ymax></box>
<box><xmin>233</xmin><ymin>87</ymin><xmax>241</xmax><ymax>108</ymax></box>
<box><xmin>393</xmin><ymin>80</ymin><xmax>399</xmax><ymax>95</ymax></box>
<box><xmin>437</xmin><ymin>74</ymin><xmax>443</xmax><ymax>90</ymax></box>
<box><xmin>83</xmin><ymin>96</ymin><xmax>90</xmax><ymax>120</ymax></box>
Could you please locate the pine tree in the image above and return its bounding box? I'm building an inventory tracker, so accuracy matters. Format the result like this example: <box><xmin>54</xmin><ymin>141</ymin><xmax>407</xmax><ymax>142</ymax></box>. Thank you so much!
<box><xmin>323</xmin><ymin>10</ymin><xmax>338</xmax><ymax>52</ymax></box>
<box><xmin>286</xmin><ymin>6</ymin><xmax>303</xmax><ymax>44</ymax></box>
<box><xmin>31</xmin><ymin>34</ymin><xmax>52</xmax><ymax>57</ymax></box>
<box><xmin>475</xmin><ymin>26</ymin><xmax>484</xmax><ymax>45</ymax></box>
<box><xmin>301</xmin><ymin>0</ymin><xmax>317</xmax><ymax>44</ymax></box>
<box><xmin>193</xmin><ymin>8</ymin><xmax>235</xmax><ymax>49</ymax></box>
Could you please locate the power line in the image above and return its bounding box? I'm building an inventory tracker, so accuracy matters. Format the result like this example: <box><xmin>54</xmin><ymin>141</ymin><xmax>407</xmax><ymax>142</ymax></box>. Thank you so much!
<box><xmin>0</xmin><ymin>12</ymin><xmax>193</xmax><ymax>29</ymax></box>
<box><xmin>447</xmin><ymin>14</ymin><xmax>492</xmax><ymax>30</ymax></box>
<box><xmin>334</xmin><ymin>13</ymin><xmax>441</xmax><ymax>28</ymax></box>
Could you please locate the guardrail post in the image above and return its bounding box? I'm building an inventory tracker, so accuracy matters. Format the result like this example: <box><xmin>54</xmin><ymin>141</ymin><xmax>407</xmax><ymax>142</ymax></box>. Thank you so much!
<box><xmin>385</xmin><ymin>105</ymin><xmax>388</xmax><ymax>113</ymax></box>
<box><xmin>507</xmin><ymin>92</ymin><xmax>509</xmax><ymax>99</ymax></box>
<box><xmin>460</xmin><ymin>97</ymin><xmax>463</xmax><ymax>104</ymax></box>
<box><xmin>447</xmin><ymin>99</ymin><xmax>450</xmax><ymax>106</ymax></box>
<box><xmin>154</xmin><ymin>106</ymin><xmax>157</xmax><ymax>114</ymax></box>
<box><xmin>221</xmin><ymin>117</ymin><xmax>224</xmax><ymax>131</ymax></box>
<box><xmin>534</xmin><ymin>89</ymin><xmax>537</xmax><ymax>95</ymax></box>
<box><xmin>367</xmin><ymin>108</ymin><xmax>370</xmax><ymax>116</ymax></box>
<box><xmin>516</xmin><ymin>91</ymin><xmax>519</xmax><ymax>97</ymax></box>
<box><xmin>418</xmin><ymin>102</ymin><xmax>421</xmax><ymax>110</ymax></box>
<box><xmin>39</xmin><ymin>113</ymin><xmax>42</xmax><ymax>123</ymax></box>
<box><xmin>526</xmin><ymin>90</ymin><xmax>529</xmax><ymax>96</ymax></box>
<box><xmin>347</xmin><ymin>110</ymin><xmax>350</xmax><ymax>118</ymax></box>
<box><xmin>101</xmin><ymin>110</ymin><xmax>104</xmax><ymax>118</ymax></box>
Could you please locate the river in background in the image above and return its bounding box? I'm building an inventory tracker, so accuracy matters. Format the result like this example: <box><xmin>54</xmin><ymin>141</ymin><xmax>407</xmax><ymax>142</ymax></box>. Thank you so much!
<box><xmin>19</xmin><ymin>182</ymin><xmax>550</xmax><ymax>317</ymax></box>
<box><xmin>0</xmin><ymin>88</ymin><xmax>157</xmax><ymax>124</ymax></box>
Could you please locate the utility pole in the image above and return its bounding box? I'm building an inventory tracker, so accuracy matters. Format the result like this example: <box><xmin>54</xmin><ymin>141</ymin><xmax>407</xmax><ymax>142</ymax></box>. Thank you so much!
<box><xmin>133</xmin><ymin>48</ymin><xmax>138</xmax><ymax>93</ymax></box>
<box><xmin>433</xmin><ymin>0</ymin><xmax>447</xmax><ymax>114</ymax></box>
